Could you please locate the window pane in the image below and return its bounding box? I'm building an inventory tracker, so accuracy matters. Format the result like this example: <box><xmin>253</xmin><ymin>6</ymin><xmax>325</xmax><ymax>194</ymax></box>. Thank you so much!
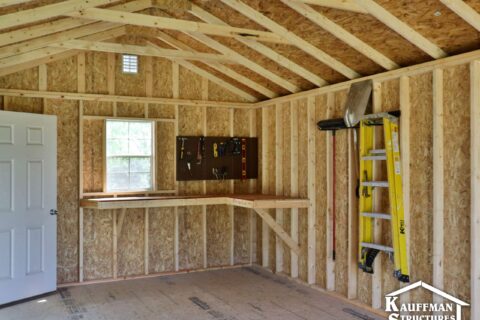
<box><xmin>107</xmin><ymin>121</ymin><xmax>128</xmax><ymax>139</ymax></box>
<box><xmin>129</xmin><ymin>122</ymin><xmax>151</xmax><ymax>139</ymax></box>
<box><xmin>130</xmin><ymin>173</ymin><xmax>151</xmax><ymax>189</ymax></box>
<box><xmin>129</xmin><ymin>139</ymin><xmax>151</xmax><ymax>156</ymax></box>
<box><xmin>107</xmin><ymin>172</ymin><xmax>129</xmax><ymax>190</ymax></box>
<box><xmin>107</xmin><ymin>138</ymin><xmax>129</xmax><ymax>156</ymax></box>
<box><xmin>107</xmin><ymin>157</ymin><xmax>129</xmax><ymax>173</ymax></box>
<box><xmin>130</xmin><ymin>157</ymin><xmax>151</xmax><ymax>173</ymax></box>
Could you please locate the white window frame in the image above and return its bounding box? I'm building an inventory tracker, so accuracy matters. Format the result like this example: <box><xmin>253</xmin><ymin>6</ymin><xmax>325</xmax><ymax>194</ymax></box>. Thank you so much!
<box><xmin>104</xmin><ymin>119</ymin><xmax>155</xmax><ymax>193</ymax></box>
<box><xmin>122</xmin><ymin>54</ymin><xmax>138</xmax><ymax>74</ymax></box>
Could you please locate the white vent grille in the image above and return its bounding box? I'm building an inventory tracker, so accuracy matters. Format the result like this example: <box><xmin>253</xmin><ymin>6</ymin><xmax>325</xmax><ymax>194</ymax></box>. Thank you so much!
<box><xmin>122</xmin><ymin>54</ymin><xmax>138</xmax><ymax>74</ymax></box>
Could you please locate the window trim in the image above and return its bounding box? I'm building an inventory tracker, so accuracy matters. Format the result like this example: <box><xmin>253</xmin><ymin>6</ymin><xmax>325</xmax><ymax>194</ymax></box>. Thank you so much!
<box><xmin>104</xmin><ymin>119</ymin><xmax>156</xmax><ymax>193</ymax></box>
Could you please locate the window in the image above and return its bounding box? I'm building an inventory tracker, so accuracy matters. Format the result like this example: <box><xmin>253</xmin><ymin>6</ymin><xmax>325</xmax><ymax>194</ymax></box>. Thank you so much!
<box><xmin>106</xmin><ymin>120</ymin><xmax>154</xmax><ymax>192</ymax></box>
<box><xmin>122</xmin><ymin>54</ymin><xmax>138</xmax><ymax>74</ymax></box>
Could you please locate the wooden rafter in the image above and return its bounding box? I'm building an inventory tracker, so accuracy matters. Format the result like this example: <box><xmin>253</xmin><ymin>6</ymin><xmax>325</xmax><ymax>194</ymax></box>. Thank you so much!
<box><xmin>0</xmin><ymin>0</ymin><xmax>151</xmax><ymax>47</ymax></box>
<box><xmin>0</xmin><ymin>26</ymin><xmax>125</xmax><ymax>76</ymax></box>
<box><xmin>220</xmin><ymin>0</ymin><xmax>360</xmax><ymax>79</ymax></box>
<box><xmin>190</xmin><ymin>32</ymin><xmax>299</xmax><ymax>93</ymax></box>
<box><xmin>0</xmin><ymin>21</ymin><xmax>121</xmax><ymax>60</ymax></box>
<box><xmin>281</xmin><ymin>0</ymin><xmax>399</xmax><ymax>70</ymax></box>
<box><xmin>354</xmin><ymin>0</ymin><xmax>447</xmax><ymax>59</ymax></box>
<box><xmin>292</xmin><ymin>0</ymin><xmax>368</xmax><ymax>14</ymax></box>
<box><xmin>51</xmin><ymin>39</ymin><xmax>236</xmax><ymax>64</ymax></box>
<box><xmin>439</xmin><ymin>0</ymin><xmax>480</xmax><ymax>32</ymax></box>
<box><xmin>0</xmin><ymin>0</ymin><xmax>117</xmax><ymax>30</ymax></box>
<box><xmin>155</xmin><ymin>31</ymin><xmax>276</xmax><ymax>98</ymax></box>
<box><xmin>147</xmin><ymin>41</ymin><xmax>257</xmax><ymax>102</ymax></box>
<box><xmin>189</xmin><ymin>4</ymin><xmax>327</xmax><ymax>87</ymax></box>
<box><xmin>0</xmin><ymin>28</ymin><xmax>125</xmax><ymax>69</ymax></box>
<box><xmin>66</xmin><ymin>8</ymin><xmax>289</xmax><ymax>44</ymax></box>
<box><xmin>0</xmin><ymin>0</ymin><xmax>31</xmax><ymax>7</ymax></box>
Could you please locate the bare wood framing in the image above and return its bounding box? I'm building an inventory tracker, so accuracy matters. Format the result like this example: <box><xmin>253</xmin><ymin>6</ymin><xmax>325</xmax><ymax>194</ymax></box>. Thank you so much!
<box><xmin>66</xmin><ymin>8</ymin><xmax>288</xmax><ymax>44</ymax></box>
<box><xmin>221</xmin><ymin>0</ymin><xmax>360</xmax><ymax>79</ymax></box>
<box><xmin>249</xmin><ymin>109</ymin><xmax>257</xmax><ymax>265</ymax></box>
<box><xmin>0</xmin><ymin>0</ymin><xmax>117</xmax><ymax>30</ymax></box>
<box><xmin>470</xmin><ymin>60</ymin><xmax>480</xmax><ymax>320</ymax></box>
<box><xmin>255</xmin><ymin>209</ymin><xmax>301</xmax><ymax>255</ymax></box>
<box><xmin>325</xmin><ymin>92</ymin><xmax>335</xmax><ymax>291</ymax></box>
<box><xmin>156</xmin><ymin>31</ymin><xmax>275</xmax><ymax>99</ymax></box>
<box><xmin>112</xmin><ymin>210</ymin><xmax>117</xmax><ymax>278</ymax></box>
<box><xmin>202</xmin><ymin>77</ymin><xmax>208</xmax><ymax>269</ymax></box>
<box><xmin>0</xmin><ymin>88</ymin><xmax>252</xmax><ymax>108</ymax></box>
<box><xmin>52</xmin><ymin>40</ymin><xmax>236</xmax><ymax>64</ymax></box>
<box><xmin>439</xmin><ymin>0</ymin><xmax>480</xmax><ymax>32</ymax></box>
<box><xmin>355</xmin><ymin>0</ymin><xmax>447</xmax><ymax>59</ymax></box>
<box><xmin>189</xmin><ymin>4</ymin><xmax>327</xmax><ymax>87</ymax></box>
<box><xmin>399</xmin><ymin>75</ymin><xmax>411</xmax><ymax>304</ymax></box>
<box><xmin>347</xmin><ymin>128</ymin><xmax>358</xmax><ymax>299</ymax></box>
<box><xmin>144</xmin><ymin>208</ymin><xmax>149</xmax><ymax>275</ymax></box>
<box><xmin>275</xmin><ymin>103</ymin><xmax>284</xmax><ymax>273</ymax></box>
<box><xmin>173</xmin><ymin>62</ymin><xmax>180</xmax><ymax>272</ymax></box>
<box><xmin>78</xmin><ymin>53</ymin><xmax>85</xmax><ymax>283</ymax></box>
<box><xmin>290</xmin><ymin>100</ymin><xmax>299</xmax><ymax>278</ymax></box>
<box><xmin>229</xmin><ymin>108</ymin><xmax>235</xmax><ymax>266</ymax></box>
<box><xmin>261</xmin><ymin>107</ymin><xmax>270</xmax><ymax>268</ymax></box>
<box><xmin>0</xmin><ymin>0</ymin><xmax>151</xmax><ymax>48</ymax></box>
<box><xmin>307</xmin><ymin>96</ymin><xmax>316</xmax><ymax>284</ymax></box>
<box><xmin>432</xmin><ymin>69</ymin><xmax>444</xmax><ymax>303</ymax></box>
<box><xmin>281</xmin><ymin>0</ymin><xmax>398</xmax><ymax>70</ymax></box>
<box><xmin>371</xmin><ymin>81</ymin><xmax>382</xmax><ymax>309</ymax></box>
<box><xmin>0</xmin><ymin>0</ymin><xmax>31</xmax><ymax>7</ymax></box>
<box><xmin>292</xmin><ymin>0</ymin><xmax>368</xmax><ymax>14</ymax></box>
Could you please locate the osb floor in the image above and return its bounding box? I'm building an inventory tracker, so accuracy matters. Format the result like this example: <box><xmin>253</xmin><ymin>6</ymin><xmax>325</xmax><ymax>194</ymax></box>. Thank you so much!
<box><xmin>0</xmin><ymin>267</ymin><xmax>384</xmax><ymax>320</ymax></box>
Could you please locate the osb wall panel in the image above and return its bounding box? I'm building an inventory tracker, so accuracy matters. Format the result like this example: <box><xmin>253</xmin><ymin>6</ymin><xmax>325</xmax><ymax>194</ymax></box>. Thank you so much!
<box><xmin>443</xmin><ymin>65</ymin><xmax>471</xmax><ymax>312</ymax></box>
<box><xmin>47</xmin><ymin>56</ymin><xmax>77</xmax><ymax>92</ymax></box>
<box><xmin>117</xmin><ymin>208</ymin><xmax>145</xmax><ymax>277</ymax></box>
<box><xmin>149</xmin><ymin>104</ymin><xmax>175</xmax><ymax>119</ymax></box>
<box><xmin>297</xmin><ymin>99</ymin><xmax>308</xmax><ymax>281</ymax></box>
<box><xmin>83</xmin><ymin>209</ymin><xmax>113</xmax><ymax>280</ymax></box>
<box><xmin>178</xmin><ymin>206</ymin><xmax>204</xmax><ymax>270</ymax></box>
<box><xmin>408</xmin><ymin>72</ymin><xmax>433</xmax><ymax>304</ymax></box>
<box><xmin>3</xmin><ymin>96</ymin><xmax>42</xmax><ymax>113</ymax></box>
<box><xmin>210</xmin><ymin>81</ymin><xmax>248</xmax><ymax>103</ymax></box>
<box><xmin>83</xmin><ymin>102</ymin><xmax>113</xmax><ymax>116</ymax></box>
<box><xmin>149</xmin><ymin>208</ymin><xmax>175</xmax><ymax>273</ymax></box>
<box><xmin>44</xmin><ymin>99</ymin><xmax>79</xmax><ymax>284</ymax></box>
<box><xmin>152</xmin><ymin>58</ymin><xmax>172</xmax><ymax>98</ymax></box>
<box><xmin>156</xmin><ymin>122</ymin><xmax>175</xmax><ymax>190</ymax></box>
<box><xmin>266</xmin><ymin>106</ymin><xmax>277</xmax><ymax>272</ymax></box>
<box><xmin>83</xmin><ymin>120</ymin><xmax>104</xmax><ymax>193</ymax></box>
<box><xmin>0</xmin><ymin>67</ymin><xmax>42</xmax><ymax>113</ymax></box>
<box><xmin>116</xmin><ymin>102</ymin><xmax>145</xmax><ymax>117</ymax></box>
<box><xmin>85</xmin><ymin>52</ymin><xmax>108</xmax><ymax>94</ymax></box>
<box><xmin>115</xmin><ymin>54</ymin><xmax>146</xmax><ymax>96</ymax></box>
<box><xmin>314</xmin><ymin>94</ymin><xmax>328</xmax><ymax>288</ymax></box>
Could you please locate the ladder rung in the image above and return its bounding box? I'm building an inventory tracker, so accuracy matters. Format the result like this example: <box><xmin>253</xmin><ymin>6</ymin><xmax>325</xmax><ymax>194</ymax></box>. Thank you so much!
<box><xmin>361</xmin><ymin>212</ymin><xmax>391</xmax><ymax>220</ymax></box>
<box><xmin>361</xmin><ymin>242</ymin><xmax>394</xmax><ymax>253</ymax></box>
<box><xmin>362</xmin><ymin>155</ymin><xmax>386</xmax><ymax>161</ymax></box>
<box><xmin>369</xmin><ymin>149</ymin><xmax>386</xmax><ymax>154</ymax></box>
<box><xmin>361</xmin><ymin>181</ymin><xmax>389</xmax><ymax>188</ymax></box>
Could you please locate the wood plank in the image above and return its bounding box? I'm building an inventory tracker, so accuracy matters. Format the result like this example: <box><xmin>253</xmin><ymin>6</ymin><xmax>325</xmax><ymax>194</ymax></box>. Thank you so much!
<box><xmin>371</xmin><ymin>81</ymin><xmax>382</xmax><ymax>309</ymax></box>
<box><xmin>67</xmin><ymin>8</ymin><xmax>288</xmax><ymax>44</ymax></box>
<box><xmin>221</xmin><ymin>0</ymin><xmax>360</xmax><ymax>79</ymax></box>
<box><xmin>347</xmin><ymin>128</ymin><xmax>358</xmax><ymax>299</ymax></box>
<box><xmin>144</xmin><ymin>208</ymin><xmax>149</xmax><ymax>275</ymax></box>
<box><xmin>0</xmin><ymin>0</ymin><xmax>31</xmax><ymax>7</ymax></box>
<box><xmin>275</xmin><ymin>103</ymin><xmax>284</xmax><ymax>273</ymax></box>
<box><xmin>202</xmin><ymin>77</ymin><xmax>208</xmax><ymax>270</ymax></box>
<box><xmin>470</xmin><ymin>60</ymin><xmax>480</xmax><ymax>320</ymax></box>
<box><xmin>325</xmin><ymin>92</ymin><xmax>335</xmax><ymax>291</ymax></box>
<box><xmin>439</xmin><ymin>0</ymin><xmax>480</xmax><ymax>32</ymax></box>
<box><xmin>281</xmin><ymin>0</ymin><xmax>398</xmax><ymax>70</ymax></box>
<box><xmin>290</xmin><ymin>100</ymin><xmax>299</xmax><ymax>278</ymax></box>
<box><xmin>189</xmin><ymin>4</ymin><xmax>327</xmax><ymax>87</ymax></box>
<box><xmin>249</xmin><ymin>109</ymin><xmax>257</xmax><ymax>265</ymax></box>
<box><xmin>156</xmin><ymin>31</ymin><xmax>275</xmax><ymax>98</ymax></box>
<box><xmin>292</xmin><ymin>0</ymin><xmax>368</xmax><ymax>14</ymax></box>
<box><xmin>399</xmin><ymin>75</ymin><xmax>411</xmax><ymax>305</ymax></box>
<box><xmin>229</xmin><ymin>108</ymin><xmax>235</xmax><ymax>266</ymax></box>
<box><xmin>254</xmin><ymin>209</ymin><xmax>301</xmax><ymax>256</ymax></box>
<box><xmin>52</xmin><ymin>39</ymin><xmax>235</xmax><ymax>63</ymax></box>
<box><xmin>0</xmin><ymin>0</ymin><xmax>116</xmax><ymax>30</ymax></box>
<box><xmin>117</xmin><ymin>208</ymin><xmax>127</xmax><ymax>238</ymax></box>
<box><xmin>78</xmin><ymin>52</ymin><xmax>85</xmax><ymax>283</ymax></box>
<box><xmin>307</xmin><ymin>96</ymin><xmax>316</xmax><ymax>284</ymax></box>
<box><xmin>261</xmin><ymin>107</ymin><xmax>270</xmax><ymax>268</ymax></box>
<box><xmin>0</xmin><ymin>88</ymin><xmax>253</xmax><ymax>108</ymax></box>
<box><xmin>355</xmin><ymin>0</ymin><xmax>447</xmax><ymax>59</ymax></box>
<box><xmin>173</xmin><ymin>61</ymin><xmax>179</xmax><ymax>272</ymax></box>
<box><xmin>112</xmin><ymin>210</ymin><xmax>117</xmax><ymax>279</ymax></box>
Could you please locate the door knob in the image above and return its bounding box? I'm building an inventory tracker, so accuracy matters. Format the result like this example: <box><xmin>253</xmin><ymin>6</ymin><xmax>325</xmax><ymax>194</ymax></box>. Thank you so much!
<box><xmin>49</xmin><ymin>209</ymin><xmax>58</xmax><ymax>216</ymax></box>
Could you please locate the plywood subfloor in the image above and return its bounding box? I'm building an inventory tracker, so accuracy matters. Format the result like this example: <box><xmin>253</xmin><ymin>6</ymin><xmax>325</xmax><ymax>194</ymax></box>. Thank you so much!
<box><xmin>0</xmin><ymin>267</ymin><xmax>383</xmax><ymax>320</ymax></box>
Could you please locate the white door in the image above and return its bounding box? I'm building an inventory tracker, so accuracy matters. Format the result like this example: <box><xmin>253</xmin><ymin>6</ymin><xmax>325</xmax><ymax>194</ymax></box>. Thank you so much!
<box><xmin>0</xmin><ymin>110</ymin><xmax>57</xmax><ymax>305</ymax></box>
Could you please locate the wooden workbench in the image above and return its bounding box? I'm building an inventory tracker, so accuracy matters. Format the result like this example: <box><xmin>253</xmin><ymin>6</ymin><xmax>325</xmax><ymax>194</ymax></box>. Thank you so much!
<box><xmin>80</xmin><ymin>194</ymin><xmax>310</xmax><ymax>255</ymax></box>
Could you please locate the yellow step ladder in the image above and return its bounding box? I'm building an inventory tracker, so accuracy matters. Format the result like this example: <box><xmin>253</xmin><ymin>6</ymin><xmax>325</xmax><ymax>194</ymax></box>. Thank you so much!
<box><xmin>358</xmin><ymin>113</ymin><xmax>409</xmax><ymax>283</ymax></box>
